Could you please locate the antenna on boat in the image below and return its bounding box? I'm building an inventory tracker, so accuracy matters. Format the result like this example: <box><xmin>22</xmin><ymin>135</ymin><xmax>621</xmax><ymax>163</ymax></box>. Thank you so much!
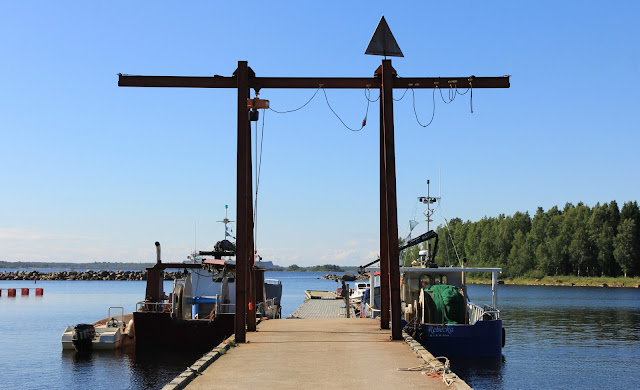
<box><xmin>217</xmin><ymin>204</ymin><xmax>235</xmax><ymax>241</ymax></box>
<box><xmin>418</xmin><ymin>180</ymin><xmax>440</xmax><ymax>232</ymax></box>
<box><xmin>417</xmin><ymin>180</ymin><xmax>441</xmax><ymax>265</ymax></box>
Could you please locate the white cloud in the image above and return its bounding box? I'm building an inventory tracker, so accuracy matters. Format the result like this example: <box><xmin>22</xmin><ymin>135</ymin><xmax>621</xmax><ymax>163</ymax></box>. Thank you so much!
<box><xmin>0</xmin><ymin>228</ymin><xmax>94</xmax><ymax>241</ymax></box>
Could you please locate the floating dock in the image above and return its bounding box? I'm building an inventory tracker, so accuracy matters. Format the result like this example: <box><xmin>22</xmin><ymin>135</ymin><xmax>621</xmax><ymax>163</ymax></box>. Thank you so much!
<box><xmin>166</xmin><ymin>298</ymin><xmax>470</xmax><ymax>390</ymax></box>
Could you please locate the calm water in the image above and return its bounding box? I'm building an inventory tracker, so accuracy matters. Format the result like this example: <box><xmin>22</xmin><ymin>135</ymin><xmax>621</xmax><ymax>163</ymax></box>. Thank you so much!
<box><xmin>1</xmin><ymin>272</ymin><xmax>639</xmax><ymax>389</ymax></box>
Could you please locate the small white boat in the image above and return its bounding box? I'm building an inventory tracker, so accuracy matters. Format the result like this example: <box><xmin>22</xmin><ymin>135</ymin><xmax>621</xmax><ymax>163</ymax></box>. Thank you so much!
<box><xmin>350</xmin><ymin>281</ymin><xmax>371</xmax><ymax>301</ymax></box>
<box><xmin>61</xmin><ymin>307</ymin><xmax>135</xmax><ymax>351</ymax></box>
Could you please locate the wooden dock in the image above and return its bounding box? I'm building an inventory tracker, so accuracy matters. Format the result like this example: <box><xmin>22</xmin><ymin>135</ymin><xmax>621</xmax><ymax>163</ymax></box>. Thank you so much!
<box><xmin>288</xmin><ymin>294</ymin><xmax>354</xmax><ymax>318</ymax></box>
<box><xmin>174</xmin><ymin>299</ymin><xmax>471</xmax><ymax>390</ymax></box>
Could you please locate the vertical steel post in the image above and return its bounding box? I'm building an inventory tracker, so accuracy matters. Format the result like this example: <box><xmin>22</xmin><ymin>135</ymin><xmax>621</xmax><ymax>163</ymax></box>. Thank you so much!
<box><xmin>247</xmin><ymin>109</ymin><xmax>256</xmax><ymax>331</ymax></box>
<box><xmin>492</xmin><ymin>271</ymin><xmax>498</xmax><ymax>310</ymax></box>
<box><xmin>235</xmin><ymin>61</ymin><xmax>249</xmax><ymax>343</ymax></box>
<box><xmin>379</xmin><ymin>80</ymin><xmax>390</xmax><ymax>329</ymax></box>
<box><xmin>381</xmin><ymin>59</ymin><xmax>402</xmax><ymax>340</ymax></box>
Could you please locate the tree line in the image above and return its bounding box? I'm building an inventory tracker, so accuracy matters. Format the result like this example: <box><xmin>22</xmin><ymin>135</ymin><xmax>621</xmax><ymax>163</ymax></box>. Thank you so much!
<box><xmin>402</xmin><ymin>200</ymin><xmax>640</xmax><ymax>278</ymax></box>
<box><xmin>271</xmin><ymin>264</ymin><xmax>346</xmax><ymax>272</ymax></box>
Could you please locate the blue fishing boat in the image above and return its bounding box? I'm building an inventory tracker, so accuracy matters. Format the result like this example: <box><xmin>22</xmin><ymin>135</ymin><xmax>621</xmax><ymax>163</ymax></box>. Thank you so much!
<box><xmin>364</xmin><ymin>262</ymin><xmax>504</xmax><ymax>358</ymax></box>
<box><xmin>362</xmin><ymin>180</ymin><xmax>504</xmax><ymax>357</ymax></box>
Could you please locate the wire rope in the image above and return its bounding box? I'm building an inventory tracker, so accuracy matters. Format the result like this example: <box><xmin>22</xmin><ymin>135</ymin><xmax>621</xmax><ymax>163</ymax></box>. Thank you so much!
<box><xmin>393</xmin><ymin>88</ymin><xmax>409</xmax><ymax>101</ymax></box>
<box><xmin>365</xmin><ymin>88</ymin><xmax>380</xmax><ymax>102</ymax></box>
<box><xmin>269</xmin><ymin>88</ymin><xmax>321</xmax><ymax>113</ymax></box>
<box><xmin>322</xmin><ymin>88</ymin><xmax>369</xmax><ymax>132</ymax></box>
<box><xmin>412</xmin><ymin>88</ymin><xmax>437</xmax><ymax>128</ymax></box>
<box><xmin>443</xmin><ymin>218</ymin><xmax>463</xmax><ymax>266</ymax></box>
<box><xmin>253</xmin><ymin>110</ymin><xmax>266</xmax><ymax>252</ymax></box>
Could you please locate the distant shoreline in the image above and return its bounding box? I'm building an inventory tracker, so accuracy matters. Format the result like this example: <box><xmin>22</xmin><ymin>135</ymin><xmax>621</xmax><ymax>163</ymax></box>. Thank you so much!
<box><xmin>468</xmin><ymin>275</ymin><xmax>640</xmax><ymax>288</ymax></box>
<box><xmin>2</xmin><ymin>268</ymin><xmax>639</xmax><ymax>287</ymax></box>
<box><xmin>0</xmin><ymin>261</ymin><xmax>361</xmax><ymax>273</ymax></box>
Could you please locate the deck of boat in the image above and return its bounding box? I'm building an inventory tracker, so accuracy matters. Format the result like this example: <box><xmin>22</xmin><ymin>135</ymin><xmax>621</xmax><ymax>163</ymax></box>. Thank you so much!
<box><xmin>176</xmin><ymin>299</ymin><xmax>470</xmax><ymax>390</ymax></box>
<box><xmin>93</xmin><ymin>313</ymin><xmax>133</xmax><ymax>326</ymax></box>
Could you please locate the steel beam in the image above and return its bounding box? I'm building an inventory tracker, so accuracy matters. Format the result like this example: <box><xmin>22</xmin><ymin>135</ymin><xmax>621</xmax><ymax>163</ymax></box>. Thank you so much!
<box><xmin>235</xmin><ymin>61</ymin><xmax>249</xmax><ymax>343</ymax></box>
<box><xmin>379</xmin><ymin>89</ymin><xmax>390</xmax><ymax>330</ymax></box>
<box><xmin>118</xmin><ymin>74</ymin><xmax>509</xmax><ymax>90</ymax></box>
<box><xmin>381</xmin><ymin>60</ymin><xmax>402</xmax><ymax>340</ymax></box>
<box><xmin>246</xmin><ymin>108</ymin><xmax>256</xmax><ymax>331</ymax></box>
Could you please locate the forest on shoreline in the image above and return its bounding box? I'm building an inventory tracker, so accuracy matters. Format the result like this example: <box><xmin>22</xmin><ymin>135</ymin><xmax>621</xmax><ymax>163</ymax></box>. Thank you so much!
<box><xmin>4</xmin><ymin>200</ymin><xmax>639</xmax><ymax>281</ymax></box>
<box><xmin>403</xmin><ymin>200</ymin><xmax>640</xmax><ymax>279</ymax></box>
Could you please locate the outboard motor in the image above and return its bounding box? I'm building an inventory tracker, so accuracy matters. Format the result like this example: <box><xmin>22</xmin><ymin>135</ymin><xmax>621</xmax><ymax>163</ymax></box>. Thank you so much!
<box><xmin>72</xmin><ymin>324</ymin><xmax>95</xmax><ymax>352</ymax></box>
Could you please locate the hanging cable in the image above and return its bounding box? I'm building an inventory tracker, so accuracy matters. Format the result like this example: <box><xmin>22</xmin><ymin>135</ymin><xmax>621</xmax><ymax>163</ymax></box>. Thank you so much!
<box><xmin>269</xmin><ymin>88</ymin><xmax>321</xmax><ymax>113</ymax></box>
<box><xmin>443</xmin><ymin>218</ymin><xmax>462</xmax><ymax>266</ymax></box>
<box><xmin>364</xmin><ymin>88</ymin><xmax>380</xmax><ymax>102</ymax></box>
<box><xmin>322</xmin><ymin>88</ymin><xmax>369</xmax><ymax>132</ymax></box>
<box><xmin>253</xmin><ymin>109</ymin><xmax>266</xmax><ymax>253</ymax></box>
<box><xmin>393</xmin><ymin>88</ymin><xmax>409</xmax><ymax>101</ymax></box>
<box><xmin>443</xmin><ymin>230</ymin><xmax>451</xmax><ymax>267</ymax></box>
<box><xmin>412</xmin><ymin>88</ymin><xmax>437</xmax><ymax>128</ymax></box>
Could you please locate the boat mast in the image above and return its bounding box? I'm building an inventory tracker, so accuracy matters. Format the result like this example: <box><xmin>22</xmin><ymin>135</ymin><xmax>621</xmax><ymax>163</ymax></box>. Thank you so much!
<box><xmin>418</xmin><ymin>180</ymin><xmax>439</xmax><ymax>262</ymax></box>
<box><xmin>217</xmin><ymin>204</ymin><xmax>235</xmax><ymax>241</ymax></box>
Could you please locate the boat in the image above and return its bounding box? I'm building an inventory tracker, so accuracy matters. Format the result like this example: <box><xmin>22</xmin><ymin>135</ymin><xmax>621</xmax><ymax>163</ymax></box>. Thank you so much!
<box><xmin>364</xmin><ymin>249</ymin><xmax>504</xmax><ymax>358</ymax></box>
<box><xmin>133</xmin><ymin>207</ymin><xmax>282</xmax><ymax>350</ymax></box>
<box><xmin>363</xmin><ymin>182</ymin><xmax>504</xmax><ymax>357</ymax></box>
<box><xmin>61</xmin><ymin>307</ymin><xmax>135</xmax><ymax>351</ymax></box>
<box><xmin>350</xmin><ymin>281</ymin><xmax>371</xmax><ymax>301</ymax></box>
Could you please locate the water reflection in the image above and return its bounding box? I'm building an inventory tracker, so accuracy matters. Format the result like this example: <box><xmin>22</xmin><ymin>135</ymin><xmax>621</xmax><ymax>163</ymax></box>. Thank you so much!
<box><xmin>451</xmin><ymin>356</ymin><xmax>505</xmax><ymax>389</ymax></box>
<box><xmin>61</xmin><ymin>347</ymin><xmax>202</xmax><ymax>390</ymax></box>
<box><xmin>455</xmin><ymin>285</ymin><xmax>640</xmax><ymax>389</ymax></box>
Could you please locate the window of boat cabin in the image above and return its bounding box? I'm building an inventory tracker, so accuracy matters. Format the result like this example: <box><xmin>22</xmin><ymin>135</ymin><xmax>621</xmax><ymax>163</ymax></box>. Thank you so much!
<box><xmin>420</xmin><ymin>274</ymin><xmax>447</xmax><ymax>287</ymax></box>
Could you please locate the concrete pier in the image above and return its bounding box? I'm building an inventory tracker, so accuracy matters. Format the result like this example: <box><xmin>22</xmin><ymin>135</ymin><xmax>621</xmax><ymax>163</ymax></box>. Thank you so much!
<box><xmin>180</xmin><ymin>299</ymin><xmax>471</xmax><ymax>390</ymax></box>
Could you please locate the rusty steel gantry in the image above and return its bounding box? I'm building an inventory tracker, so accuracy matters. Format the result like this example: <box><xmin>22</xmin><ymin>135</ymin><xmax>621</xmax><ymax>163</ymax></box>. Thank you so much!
<box><xmin>118</xmin><ymin>61</ymin><xmax>509</xmax><ymax>341</ymax></box>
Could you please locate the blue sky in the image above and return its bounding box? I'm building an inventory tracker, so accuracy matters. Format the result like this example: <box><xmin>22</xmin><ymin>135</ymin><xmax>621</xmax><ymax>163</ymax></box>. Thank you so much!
<box><xmin>1</xmin><ymin>1</ymin><xmax>638</xmax><ymax>266</ymax></box>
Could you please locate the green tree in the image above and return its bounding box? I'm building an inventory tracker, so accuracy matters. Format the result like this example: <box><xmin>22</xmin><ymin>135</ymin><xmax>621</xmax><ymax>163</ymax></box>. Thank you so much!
<box><xmin>508</xmin><ymin>230</ymin><xmax>534</xmax><ymax>277</ymax></box>
<box><xmin>614</xmin><ymin>219</ymin><xmax>638</xmax><ymax>277</ymax></box>
<box><xmin>610</xmin><ymin>200</ymin><xmax>621</xmax><ymax>234</ymax></box>
<box><xmin>530</xmin><ymin>207</ymin><xmax>550</xmax><ymax>273</ymax></box>
<box><xmin>589</xmin><ymin>203</ymin><xmax>616</xmax><ymax>276</ymax></box>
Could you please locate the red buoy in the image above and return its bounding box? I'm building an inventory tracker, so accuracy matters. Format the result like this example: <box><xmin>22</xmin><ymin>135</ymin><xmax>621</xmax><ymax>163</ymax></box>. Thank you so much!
<box><xmin>8</xmin><ymin>289</ymin><xmax>16</xmax><ymax>297</ymax></box>
<box><xmin>21</xmin><ymin>288</ymin><xmax>30</xmax><ymax>296</ymax></box>
<box><xmin>35</xmin><ymin>288</ymin><xmax>43</xmax><ymax>296</ymax></box>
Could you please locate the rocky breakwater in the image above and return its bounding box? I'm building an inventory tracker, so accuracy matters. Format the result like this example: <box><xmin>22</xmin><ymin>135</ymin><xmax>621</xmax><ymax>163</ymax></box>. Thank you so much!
<box><xmin>0</xmin><ymin>270</ymin><xmax>184</xmax><ymax>281</ymax></box>
<box><xmin>321</xmin><ymin>273</ymin><xmax>369</xmax><ymax>281</ymax></box>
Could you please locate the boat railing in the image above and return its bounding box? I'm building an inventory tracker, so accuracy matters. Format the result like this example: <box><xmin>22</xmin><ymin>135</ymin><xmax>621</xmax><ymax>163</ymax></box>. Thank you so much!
<box><xmin>212</xmin><ymin>294</ymin><xmax>235</xmax><ymax>315</ymax></box>
<box><xmin>265</xmin><ymin>296</ymin><xmax>280</xmax><ymax>307</ymax></box>
<box><xmin>215</xmin><ymin>303</ymin><xmax>235</xmax><ymax>315</ymax></box>
<box><xmin>467</xmin><ymin>302</ymin><xmax>500</xmax><ymax>324</ymax></box>
<box><xmin>136</xmin><ymin>301</ymin><xmax>173</xmax><ymax>313</ymax></box>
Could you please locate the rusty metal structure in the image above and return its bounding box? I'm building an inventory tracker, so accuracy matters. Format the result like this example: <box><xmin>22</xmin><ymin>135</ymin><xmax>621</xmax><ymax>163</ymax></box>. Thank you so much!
<box><xmin>117</xmin><ymin>20</ymin><xmax>509</xmax><ymax>341</ymax></box>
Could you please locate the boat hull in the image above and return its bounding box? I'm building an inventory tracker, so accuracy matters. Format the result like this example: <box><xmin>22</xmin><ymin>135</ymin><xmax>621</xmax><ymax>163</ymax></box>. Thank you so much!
<box><xmin>133</xmin><ymin>311</ymin><xmax>234</xmax><ymax>350</ymax></box>
<box><xmin>405</xmin><ymin>319</ymin><xmax>503</xmax><ymax>358</ymax></box>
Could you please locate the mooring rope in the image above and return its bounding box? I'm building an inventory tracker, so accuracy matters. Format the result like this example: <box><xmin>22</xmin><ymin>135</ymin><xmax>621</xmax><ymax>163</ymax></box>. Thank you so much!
<box><xmin>397</xmin><ymin>356</ymin><xmax>459</xmax><ymax>387</ymax></box>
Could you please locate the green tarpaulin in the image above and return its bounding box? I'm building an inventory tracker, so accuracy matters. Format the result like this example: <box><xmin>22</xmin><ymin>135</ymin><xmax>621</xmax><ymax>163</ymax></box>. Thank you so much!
<box><xmin>424</xmin><ymin>284</ymin><xmax>465</xmax><ymax>324</ymax></box>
